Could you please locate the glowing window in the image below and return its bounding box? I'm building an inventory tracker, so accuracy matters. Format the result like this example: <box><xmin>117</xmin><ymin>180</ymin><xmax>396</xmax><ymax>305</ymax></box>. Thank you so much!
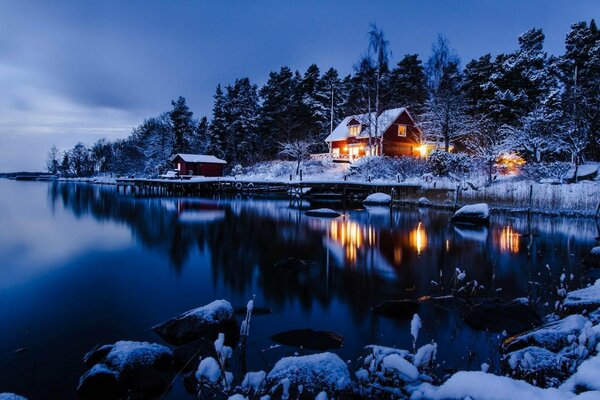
<box><xmin>177</xmin><ymin>162</ymin><xmax>181</xmax><ymax>171</ymax></box>
<box><xmin>348</xmin><ymin>124</ymin><xmax>361</xmax><ymax>137</ymax></box>
<box><xmin>397</xmin><ymin>125</ymin><xmax>407</xmax><ymax>137</ymax></box>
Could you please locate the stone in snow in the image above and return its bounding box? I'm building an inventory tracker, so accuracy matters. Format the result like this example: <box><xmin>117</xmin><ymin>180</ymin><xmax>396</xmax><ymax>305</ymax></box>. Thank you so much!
<box><xmin>305</xmin><ymin>208</ymin><xmax>341</xmax><ymax>218</ymax></box>
<box><xmin>382</xmin><ymin>353</ymin><xmax>420</xmax><ymax>382</ymax></box>
<box><xmin>464</xmin><ymin>299</ymin><xmax>541</xmax><ymax>335</ymax></box>
<box><xmin>503</xmin><ymin>346</ymin><xmax>570</xmax><ymax>388</ymax></box>
<box><xmin>241</xmin><ymin>370</ymin><xmax>266</xmax><ymax>392</ymax></box>
<box><xmin>270</xmin><ymin>328</ymin><xmax>343</xmax><ymax>350</ymax></box>
<box><xmin>0</xmin><ymin>394</ymin><xmax>28</xmax><ymax>400</ymax></box>
<box><xmin>564</xmin><ymin>164</ymin><xmax>599</xmax><ymax>182</ymax></box>
<box><xmin>560</xmin><ymin>352</ymin><xmax>600</xmax><ymax>392</ymax></box>
<box><xmin>418</xmin><ymin>197</ymin><xmax>430</xmax><ymax>205</ymax></box>
<box><xmin>563</xmin><ymin>279</ymin><xmax>600</xmax><ymax>314</ymax></box>
<box><xmin>413</xmin><ymin>343</ymin><xmax>437</xmax><ymax>368</ymax></box>
<box><xmin>265</xmin><ymin>352</ymin><xmax>351</xmax><ymax>396</ymax></box>
<box><xmin>363</xmin><ymin>192</ymin><xmax>392</xmax><ymax>205</ymax></box>
<box><xmin>451</xmin><ymin>203</ymin><xmax>490</xmax><ymax>227</ymax></box>
<box><xmin>502</xmin><ymin>314</ymin><xmax>590</xmax><ymax>354</ymax></box>
<box><xmin>78</xmin><ymin>341</ymin><xmax>174</xmax><ymax>400</ymax></box>
<box><xmin>152</xmin><ymin>299</ymin><xmax>238</xmax><ymax>345</ymax></box>
<box><xmin>371</xmin><ymin>299</ymin><xmax>420</xmax><ymax>320</ymax></box>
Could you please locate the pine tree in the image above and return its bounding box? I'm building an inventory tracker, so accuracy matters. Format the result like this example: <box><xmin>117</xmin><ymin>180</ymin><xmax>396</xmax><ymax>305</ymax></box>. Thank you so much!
<box><xmin>170</xmin><ymin>96</ymin><xmax>194</xmax><ymax>154</ymax></box>
<box><xmin>462</xmin><ymin>54</ymin><xmax>496</xmax><ymax>117</ymax></box>
<box><xmin>223</xmin><ymin>78</ymin><xmax>260</xmax><ymax>164</ymax></box>
<box><xmin>189</xmin><ymin>116</ymin><xmax>210</xmax><ymax>154</ymax></box>
<box><xmin>208</xmin><ymin>85</ymin><xmax>227</xmax><ymax>158</ymax></box>
<box><xmin>60</xmin><ymin>152</ymin><xmax>71</xmax><ymax>176</ymax></box>
<box><xmin>389</xmin><ymin>54</ymin><xmax>428</xmax><ymax>115</ymax></box>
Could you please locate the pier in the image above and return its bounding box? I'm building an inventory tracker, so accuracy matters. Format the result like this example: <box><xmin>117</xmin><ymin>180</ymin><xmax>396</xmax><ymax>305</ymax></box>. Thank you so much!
<box><xmin>115</xmin><ymin>177</ymin><xmax>421</xmax><ymax>201</ymax></box>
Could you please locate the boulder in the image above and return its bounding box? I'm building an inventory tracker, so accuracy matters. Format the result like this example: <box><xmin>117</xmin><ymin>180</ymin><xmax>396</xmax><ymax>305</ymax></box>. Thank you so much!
<box><xmin>464</xmin><ymin>299</ymin><xmax>541</xmax><ymax>335</ymax></box>
<box><xmin>417</xmin><ymin>197</ymin><xmax>430</xmax><ymax>206</ymax></box>
<box><xmin>562</xmin><ymin>279</ymin><xmax>600</xmax><ymax>314</ymax></box>
<box><xmin>503</xmin><ymin>346</ymin><xmax>570</xmax><ymax>388</ymax></box>
<box><xmin>305</xmin><ymin>208</ymin><xmax>341</xmax><ymax>218</ymax></box>
<box><xmin>564</xmin><ymin>164</ymin><xmax>599</xmax><ymax>183</ymax></box>
<box><xmin>372</xmin><ymin>300</ymin><xmax>420</xmax><ymax>320</ymax></box>
<box><xmin>265</xmin><ymin>352</ymin><xmax>351</xmax><ymax>398</ymax></box>
<box><xmin>363</xmin><ymin>192</ymin><xmax>392</xmax><ymax>205</ymax></box>
<box><xmin>0</xmin><ymin>394</ymin><xmax>28</xmax><ymax>400</ymax></box>
<box><xmin>502</xmin><ymin>314</ymin><xmax>589</xmax><ymax>354</ymax></box>
<box><xmin>78</xmin><ymin>341</ymin><xmax>174</xmax><ymax>399</ymax></box>
<box><xmin>270</xmin><ymin>329</ymin><xmax>343</xmax><ymax>350</ymax></box>
<box><xmin>152</xmin><ymin>300</ymin><xmax>238</xmax><ymax>346</ymax></box>
<box><xmin>450</xmin><ymin>203</ymin><xmax>490</xmax><ymax>227</ymax></box>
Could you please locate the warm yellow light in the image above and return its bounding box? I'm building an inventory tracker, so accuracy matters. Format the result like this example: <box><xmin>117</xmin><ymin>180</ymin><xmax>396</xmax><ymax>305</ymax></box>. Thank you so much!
<box><xmin>496</xmin><ymin>152</ymin><xmax>526</xmax><ymax>176</ymax></box>
<box><xmin>330</xmin><ymin>220</ymin><xmax>363</xmax><ymax>264</ymax></box>
<box><xmin>417</xmin><ymin>145</ymin><xmax>428</xmax><ymax>157</ymax></box>
<box><xmin>410</xmin><ymin>222</ymin><xmax>427</xmax><ymax>255</ymax></box>
<box><xmin>500</xmin><ymin>226</ymin><xmax>520</xmax><ymax>253</ymax></box>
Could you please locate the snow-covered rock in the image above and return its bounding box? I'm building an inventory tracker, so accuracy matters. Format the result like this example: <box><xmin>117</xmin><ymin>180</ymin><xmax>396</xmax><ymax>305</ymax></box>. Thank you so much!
<box><xmin>502</xmin><ymin>315</ymin><xmax>590</xmax><ymax>353</ymax></box>
<box><xmin>152</xmin><ymin>299</ymin><xmax>238</xmax><ymax>345</ymax></box>
<box><xmin>451</xmin><ymin>203</ymin><xmax>490</xmax><ymax>226</ymax></box>
<box><xmin>503</xmin><ymin>346</ymin><xmax>569</xmax><ymax>388</ymax></box>
<box><xmin>265</xmin><ymin>352</ymin><xmax>350</xmax><ymax>397</ymax></box>
<box><xmin>563</xmin><ymin>280</ymin><xmax>600</xmax><ymax>314</ymax></box>
<box><xmin>241</xmin><ymin>370</ymin><xmax>266</xmax><ymax>392</ymax></box>
<box><xmin>382</xmin><ymin>353</ymin><xmax>420</xmax><ymax>382</ymax></box>
<box><xmin>363</xmin><ymin>192</ymin><xmax>392</xmax><ymax>205</ymax></box>
<box><xmin>305</xmin><ymin>208</ymin><xmax>341</xmax><ymax>218</ymax></box>
<box><xmin>410</xmin><ymin>371</ymin><xmax>589</xmax><ymax>400</ymax></box>
<box><xmin>78</xmin><ymin>341</ymin><xmax>174</xmax><ymax>399</ymax></box>
<box><xmin>413</xmin><ymin>343</ymin><xmax>437</xmax><ymax>368</ymax></box>
<box><xmin>418</xmin><ymin>197</ymin><xmax>430</xmax><ymax>205</ymax></box>
<box><xmin>564</xmin><ymin>165</ymin><xmax>599</xmax><ymax>182</ymax></box>
<box><xmin>561</xmin><ymin>352</ymin><xmax>600</xmax><ymax>393</ymax></box>
<box><xmin>0</xmin><ymin>394</ymin><xmax>29</xmax><ymax>400</ymax></box>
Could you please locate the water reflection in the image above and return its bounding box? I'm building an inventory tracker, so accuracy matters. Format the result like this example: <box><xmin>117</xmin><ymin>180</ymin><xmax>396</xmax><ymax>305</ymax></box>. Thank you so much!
<box><xmin>0</xmin><ymin>181</ymin><xmax>593</xmax><ymax>399</ymax></box>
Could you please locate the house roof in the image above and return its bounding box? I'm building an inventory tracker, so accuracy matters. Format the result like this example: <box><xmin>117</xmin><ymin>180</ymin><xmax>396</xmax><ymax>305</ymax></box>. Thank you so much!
<box><xmin>171</xmin><ymin>154</ymin><xmax>227</xmax><ymax>164</ymax></box>
<box><xmin>325</xmin><ymin>107</ymin><xmax>417</xmax><ymax>142</ymax></box>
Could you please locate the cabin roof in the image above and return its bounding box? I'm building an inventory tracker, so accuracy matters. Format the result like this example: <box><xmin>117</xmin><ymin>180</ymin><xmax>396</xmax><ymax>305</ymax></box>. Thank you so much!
<box><xmin>171</xmin><ymin>154</ymin><xmax>227</xmax><ymax>164</ymax></box>
<box><xmin>325</xmin><ymin>107</ymin><xmax>415</xmax><ymax>142</ymax></box>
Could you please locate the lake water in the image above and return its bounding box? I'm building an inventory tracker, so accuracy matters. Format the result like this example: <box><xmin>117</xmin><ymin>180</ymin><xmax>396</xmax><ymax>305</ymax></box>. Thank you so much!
<box><xmin>1</xmin><ymin>179</ymin><xmax>598</xmax><ymax>399</ymax></box>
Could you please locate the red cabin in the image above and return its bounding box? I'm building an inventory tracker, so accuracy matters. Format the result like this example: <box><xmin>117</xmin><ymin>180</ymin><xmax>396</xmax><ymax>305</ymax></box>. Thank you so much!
<box><xmin>323</xmin><ymin>108</ymin><xmax>431</xmax><ymax>162</ymax></box>
<box><xmin>171</xmin><ymin>154</ymin><xmax>227</xmax><ymax>177</ymax></box>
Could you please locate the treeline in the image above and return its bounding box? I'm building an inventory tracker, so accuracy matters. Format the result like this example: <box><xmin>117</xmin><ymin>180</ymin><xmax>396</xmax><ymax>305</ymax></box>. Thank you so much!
<box><xmin>49</xmin><ymin>21</ymin><xmax>600</xmax><ymax>177</ymax></box>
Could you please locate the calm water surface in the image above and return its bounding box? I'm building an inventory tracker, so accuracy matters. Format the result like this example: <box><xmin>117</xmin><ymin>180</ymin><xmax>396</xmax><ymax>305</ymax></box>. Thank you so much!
<box><xmin>0</xmin><ymin>180</ymin><xmax>598</xmax><ymax>399</ymax></box>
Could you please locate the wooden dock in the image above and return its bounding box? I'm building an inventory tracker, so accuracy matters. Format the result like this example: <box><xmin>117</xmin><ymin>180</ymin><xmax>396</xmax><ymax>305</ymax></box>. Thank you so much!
<box><xmin>115</xmin><ymin>177</ymin><xmax>421</xmax><ymax>200</ymax></box>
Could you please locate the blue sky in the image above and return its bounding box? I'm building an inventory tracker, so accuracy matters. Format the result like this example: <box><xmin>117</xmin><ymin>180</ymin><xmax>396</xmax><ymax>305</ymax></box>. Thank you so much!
<box><xmin>0</xmin><ymin>0</ymin><xmax>598</xmax><ymax>171</ymax></box>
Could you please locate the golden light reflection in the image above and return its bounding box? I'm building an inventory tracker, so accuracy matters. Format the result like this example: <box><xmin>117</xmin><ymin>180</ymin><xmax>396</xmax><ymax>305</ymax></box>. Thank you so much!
<box><xmin>409</xmin><ymin>222</ymin><xmax>427</xmax><ymax>255</ymax></box>
<box><xmin>500</xmin><ymin>226</ymin><xmax>520</xmax><ymax>253</ymax></box>
<box><xmin>330</xmin><ymin>220</ymin><xmax>364</xmax><ymax>263</ymax></box>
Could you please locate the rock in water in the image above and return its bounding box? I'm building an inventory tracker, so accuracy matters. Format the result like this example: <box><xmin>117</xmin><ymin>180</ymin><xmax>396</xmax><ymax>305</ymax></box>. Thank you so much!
<box><xmin>502</xmin><ymin>314</ymin><xmax>589</xmax><ymax>354</ymax></box>
<box><xmin>152</xmin><ymin>299</ymin><xmax>238</xmax><ymax>345</ymax></box>
<box><xmin>464</xmin><ymin>299</ymin><xmax>541</xmax><ymax>335</ymax></box>
<box><xmin>274</xmin><ymin>258</ymin><xmax>306</xmax><ymax>270</ymax></box>
<box><xmin>372</xmin><ymin>300</ymin><xmax>420</xmax><ymax>320</ymax></box>
<box><xmin>363</xmin><ymin>192</ymin><xmax>392</xmax><ymax>205</ymax></box>
<box><xmin>450</xmin><ymin>203</ymin><xmax>490</xmax><ymax>227</ymax></box>
<box><xmin>305</xmin><ymin>208</ymin><xmax>341</xmax><ymax>218</ymax></box>
<box><xmin>562</xmin><ymin>279</ymin><xmax>600</xmax><ymax>314</ymax></box>
<box><xmin>265</xmin><ymin>352</ymin><xmax>351</xmax><ymax>397</ymax></box>
<box><xmin>270</xmin><ymin>329</ymin><xmax>343</xmax><ymax>350</ymax></box>
<box><xmin>78</xmin><ymin>341</ymin><xmax>174</xmax><ymax>400</ymax></box>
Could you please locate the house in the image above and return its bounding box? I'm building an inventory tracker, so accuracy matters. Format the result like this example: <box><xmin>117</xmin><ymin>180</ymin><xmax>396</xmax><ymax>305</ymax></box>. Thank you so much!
<box><xmin>323</xmin><ymin>107</ymin><xmax>429</xmax><ymax>162</ymax></box>
<box><xmin>171</xmin><ymin>154</ymin><xmax>227</xmax><ymax>177</ymax></box>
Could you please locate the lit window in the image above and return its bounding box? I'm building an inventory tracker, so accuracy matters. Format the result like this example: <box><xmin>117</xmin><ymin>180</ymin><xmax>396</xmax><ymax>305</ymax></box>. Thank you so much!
<box><xmin>177</xmin><ymin>162</ymin><xmax>181</xmax><ymax>171</ymax></box>
<box><xmin>397</xmin><ymin>125</ymin><xmax>407</xmax><ymax>137</ymax></box>
<box><xmin>348</xmin><ymin>124</ymin><xmax>361</xmax><ymax>137</ymax></box>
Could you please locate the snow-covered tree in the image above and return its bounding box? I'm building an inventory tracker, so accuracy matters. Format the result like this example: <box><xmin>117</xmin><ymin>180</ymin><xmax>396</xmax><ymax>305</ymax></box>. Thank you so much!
<box><xmin>46</xmin><ymin>144</ymin><xmax>60</xmax><ymax>174</ymax></box>
<box><xmin>224</xmin><ymin>78</ymin><xmax>260</xmax><ymax>164</ymax></box>
<box><xmin>465</xmin><ymin>118</ymin><xmax>513</xmax><ymax>184</ymax></box>
<box><xmin>189</xmin><ymin>116</ymin><xmax>210</xmax><ymax>154</ymax></box>
<box><xmin>278</xmin><ymin>140</ymin><xmax>316</xmax><ymax>175</ymax></box>
<box><xmin>208</xmin><ymin>85</ymin><xmax>227</xmax><ymax>158</ymax></box>
<box><xmin>90</xmin><ymin>138</ymin><xmax>113</xmax><ymax>174</ymax></box>
<box><xmin>388</xmin><ymin>54</ymin><xmax>428</xmax><ymax>115</ymax></box>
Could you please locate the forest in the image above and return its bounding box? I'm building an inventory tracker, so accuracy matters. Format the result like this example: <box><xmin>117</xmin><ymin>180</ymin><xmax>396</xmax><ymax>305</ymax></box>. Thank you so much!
<box><xmin>47</xmin><ymin>21</ymin><xmax>600</xmax><ymax>179</ymax></box>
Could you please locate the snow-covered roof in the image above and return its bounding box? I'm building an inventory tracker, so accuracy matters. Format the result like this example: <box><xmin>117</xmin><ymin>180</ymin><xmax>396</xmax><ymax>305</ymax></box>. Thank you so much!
<box><xmin>324</xmin><ymin>107</ymin><xmax>413</xmax><ymax>142</ymax></box>
<box><xmin>171</xmin><ymin>154</ymin><xmax>227</xmax><ymax>164</ymax></box>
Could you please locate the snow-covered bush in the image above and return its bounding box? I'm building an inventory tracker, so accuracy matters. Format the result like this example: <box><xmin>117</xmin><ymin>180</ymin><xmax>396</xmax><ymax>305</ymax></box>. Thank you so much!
<box><xmin>349</xmin><ymin>156</ymin><xmax>427</xmax><ymax>181</ymax></box>
<box><xmin>427</xmin><ymin>149</ymin><xmax>477</xmax><ymax>177</ymax></box>
<box><xmin>521</xmin><ymin>162</ymin><xmax>571</xmax><ymax>182</ymax></box>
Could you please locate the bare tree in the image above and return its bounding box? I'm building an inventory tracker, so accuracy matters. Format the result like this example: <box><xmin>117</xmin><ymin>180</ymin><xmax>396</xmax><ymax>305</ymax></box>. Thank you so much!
<box><xmin>465</xmin><ymin>118</ymin><xmax>512</xmax><ymax>185</ymax></box>
<box><xmin>278</xmin><ymin>140</ymin><xmax>316</xmax><ymax>175</ymax></box>
<box><xmin>46</xmin><ymin>144</ymin><xmax>60</xmax><ymax>174</ymax></box>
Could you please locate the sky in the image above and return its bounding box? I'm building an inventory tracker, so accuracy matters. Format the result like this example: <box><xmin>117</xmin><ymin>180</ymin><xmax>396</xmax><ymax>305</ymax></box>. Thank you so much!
<box><xmin>0</xmin><ymin>0</ymin><xmax>598</xmax><ymax>172</ymax></box>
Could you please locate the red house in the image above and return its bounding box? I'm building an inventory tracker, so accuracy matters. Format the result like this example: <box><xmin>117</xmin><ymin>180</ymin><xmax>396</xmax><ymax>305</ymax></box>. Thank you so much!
<box><xmin>171</xmin><ymin>154</ymin><xmax>227</xmax><ymax>177</ymax></box>
<box><xmin>324</xmin><ymin>107</ymin><xmax>429</xmax><ymax>162</ymax></box>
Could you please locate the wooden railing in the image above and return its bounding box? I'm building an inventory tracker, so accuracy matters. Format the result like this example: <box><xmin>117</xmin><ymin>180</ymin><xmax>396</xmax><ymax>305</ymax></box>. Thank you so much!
<box><xmin>311</xmin><ymin>153</ymin><xmax>352</xmax><ymax>162</ymax></box>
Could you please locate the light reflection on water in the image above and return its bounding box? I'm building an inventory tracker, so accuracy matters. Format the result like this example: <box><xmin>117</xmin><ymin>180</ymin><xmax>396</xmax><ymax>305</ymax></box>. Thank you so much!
<box><xmin>0</xmin><ymin>180</ymin><xmax>598</xmax><ymax>399</ymax></box>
